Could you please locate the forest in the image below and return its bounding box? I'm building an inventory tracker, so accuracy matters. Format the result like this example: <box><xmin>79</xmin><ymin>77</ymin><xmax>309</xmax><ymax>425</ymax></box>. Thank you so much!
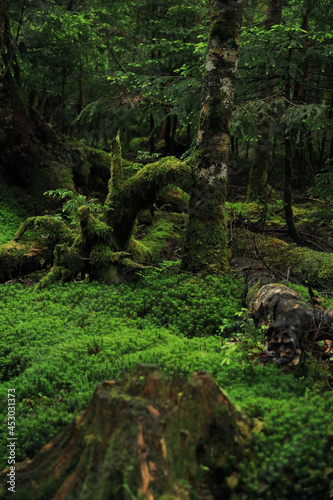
<box><xmin>0</xmin><ymin>0</ymin><xmax>333</xmax><ymax>498</ymax></box>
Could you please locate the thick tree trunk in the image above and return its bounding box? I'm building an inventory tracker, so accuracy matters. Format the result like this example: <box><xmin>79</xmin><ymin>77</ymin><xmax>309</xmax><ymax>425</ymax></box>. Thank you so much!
<box><xmin>0</xmin><ymin>365</ymin><xmax>250</xmax><ymax>499</ymax></box>
<box><xmin>182</xmin><ymin>0</ymin><xmax>243</xmax><ymax>274</ymax></box>
<box><xmin>230</xmin><ymin>257</ymin><xmax>333</xmax><ymax>365</ymax></box>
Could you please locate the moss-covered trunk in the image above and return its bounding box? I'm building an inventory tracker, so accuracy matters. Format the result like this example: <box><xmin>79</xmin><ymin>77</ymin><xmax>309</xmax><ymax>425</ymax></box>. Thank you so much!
<box><xmin>182</xmin><ymin>0</ymin><xmax>244</xmax><ymax>273</ymax></box>
<box><xmin>0</xmin><ymin>365</ymin><xmax>250</xmax><ymax>499</ymax></box>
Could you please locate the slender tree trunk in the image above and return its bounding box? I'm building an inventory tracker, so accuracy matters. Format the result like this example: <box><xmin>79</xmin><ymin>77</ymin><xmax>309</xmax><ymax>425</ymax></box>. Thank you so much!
<box><xmin>284</xmin><ymin>135</ymin><xmax>305</xmax><ymax>245</ymax></box>
<box><xmin>149</xmin><ymin>114</ymin><xmax>155</xmax><ymax>154</ymax></box>
<box><xmin>247</xmin><ymin>115</ymin><xmax>270</xmax><ymax>201</ymax></box>
<box><xmin>182</xmin><ymin>0</ymin><xmax>244</xmax><ymax>273</ymax></box>
<box><xmin>247</xmin><ymin>0</ymin><xmax>282</xmax><ymax>202</ymax></box>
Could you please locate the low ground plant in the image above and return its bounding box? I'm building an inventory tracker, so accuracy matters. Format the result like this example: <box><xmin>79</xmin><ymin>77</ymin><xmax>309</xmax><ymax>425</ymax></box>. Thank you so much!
<box><xmin>1</xmin><ymin>194</ymin><xmax>333</xmax><ymax>498</ymax></box>
<box><xmin>0</xmin><ymin>185</ymin><xmax>28</xmax><ymax>244</ymax></box>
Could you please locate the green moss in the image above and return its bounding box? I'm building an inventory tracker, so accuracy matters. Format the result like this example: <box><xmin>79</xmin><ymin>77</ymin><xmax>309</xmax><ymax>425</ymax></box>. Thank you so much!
<box><xmin>36</xmin><ymin>265</ymin><xmax>74</xmax><ymax>289</ymax></box>
<box><xmin>137</xmin><ymin>211</ymin><xmax>185</xmax><ymax>262</ymax></box>
<box><xmin>129</xmin><ymin>136</ymin><xmax>149</xmax><ymax>152</ymax></box>
<box><xmin>75</xmin><ymin>206</ymin><xmax>112</xmax><ymax>247</ymax></box>
<box><xmin>0</xmin><ymin>240</ymin><xmax>51</xmax><ymax>281</ymax></box>
<box><xmin>108</xmin><ymin>133</ymin><xmax>124</xmax><ymax>197</ymax></box>
<box><xmin>183</xmin><ymin>211</ymin><xmax>228</xmax><ymax>274</ymax></box>
<box><xmin>204</xmin><ymin>95</ymin><xmax>228</xmax><ymax>135</ymax></box>
<box><xmin>128</xmin><ymin>238</ymin><xmax>152</xmax><ymax>262</ymax></box>
<box><xmin>14</xmin><ymin>216</ymin><xmax>73</xmax><ymax>244</ymax></box>
<box><xmin>230</xmin><ymin>228</ymin><xmax>333</xmax><ymax>289</ymax></box>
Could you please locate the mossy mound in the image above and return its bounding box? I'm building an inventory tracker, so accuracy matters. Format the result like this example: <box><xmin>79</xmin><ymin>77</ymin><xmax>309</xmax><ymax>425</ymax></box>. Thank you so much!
<box><xmin>136</xmin><ymin>210</ymin><xmax>186</xmax><ymax>262</ymax></box>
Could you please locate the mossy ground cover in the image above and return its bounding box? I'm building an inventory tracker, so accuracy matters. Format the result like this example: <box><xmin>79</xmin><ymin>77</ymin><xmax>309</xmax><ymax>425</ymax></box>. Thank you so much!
<box><xmin>1</xmin><ymin>194</ymin><xmax>333</xmax><ymax>499</ymax></box>
<box><xmin>0</xmin><ymin>185</ymin><xmax>28</xmax><ymax>244</ymax></box>
<box><xmin>0</xmin><ymin>268</ymin><xmax>332</xmax><ymax>498</ymax></box>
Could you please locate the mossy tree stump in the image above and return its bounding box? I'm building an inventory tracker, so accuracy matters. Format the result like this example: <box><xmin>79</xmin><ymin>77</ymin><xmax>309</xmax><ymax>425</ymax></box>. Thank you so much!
<box><xmin>0</xmin><ymin>365</ymin><xmax>250</xmax><ymax>500</ymax></box>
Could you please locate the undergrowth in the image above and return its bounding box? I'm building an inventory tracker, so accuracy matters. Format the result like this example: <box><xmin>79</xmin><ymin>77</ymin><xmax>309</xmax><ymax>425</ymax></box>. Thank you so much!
<box><xmin>0</xmin><ymin>268</ymin><xmax>332</xmax><ymax>499</ymax></box>
<box><xmin>0</xmin><ymin>185</ymin><xmax>28</xmax><ymax>244</ymax></box>
<box><xmin>1</xmin><ymin>190</ymin><xmax>333</xmax><ymax>498</ymax></box>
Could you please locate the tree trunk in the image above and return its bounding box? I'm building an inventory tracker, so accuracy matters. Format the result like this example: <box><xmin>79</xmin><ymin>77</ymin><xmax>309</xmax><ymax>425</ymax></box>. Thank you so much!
<box><xmin>0</xmin><ymin>364</ymin><xmax>250</xmax><ymax>499</ymax></box>
<box><xmin>230</xmin><ymin>257</ymin><xmax>333</xmax><ymax>365</ymax></box>
<box><xmin>246</xmin><ymin>115</ymin><xmax>270</xmax><ymax>201</ymax></box>
<box><xmin>284</xmin><ymin>135</ymin><xmax>305</xmax><ymax>246</ymax></box>
<box><xmin>246</xmin><ymin>0</ymin><xmax>282</xmax><ymax>202</ymax></box>
<box><xmin>104</xmin><ymin>144</ymin><xmax>191</xmax><ymax>251</ymax></box>
<box><xmin>182</xmin><ymin>0</ymin><xmax>244</xmax><ymax>274</ymax></box>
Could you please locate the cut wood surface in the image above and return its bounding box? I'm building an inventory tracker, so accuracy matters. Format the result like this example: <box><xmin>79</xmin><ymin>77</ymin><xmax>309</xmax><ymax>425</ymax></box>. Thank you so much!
<box><xmin>230</xmin><ymin>257</ymin><xmax>333</xmax><ymax>365</ymax></box>
<box><xmin>0</xmin><ymin>364</ymin><xmax>250</xmax><ymax>500</ymax></box>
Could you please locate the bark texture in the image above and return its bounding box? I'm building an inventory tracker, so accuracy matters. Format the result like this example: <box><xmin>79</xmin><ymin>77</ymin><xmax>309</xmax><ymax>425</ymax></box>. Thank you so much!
<box><xmin>182</xmin><ymin>0</ymin><xmax>244</xmax><ymax>273</ymax></box>
<box><xmin>0</xmin><ymin>365</ymin><xmax>250</xmax><ymax>500</ymax></box>
<box><xmin>230</xmin><ymin>257</ymin><xmax>333</xmax><ymax>365</ymax></box>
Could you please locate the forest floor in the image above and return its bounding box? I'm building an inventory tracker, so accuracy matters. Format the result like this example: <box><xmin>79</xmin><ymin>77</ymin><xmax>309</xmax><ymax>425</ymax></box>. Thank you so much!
<box><xmin>0</xmin><ymin>182</ymin><xmax>333</xmax><ymax>499</ymax></box>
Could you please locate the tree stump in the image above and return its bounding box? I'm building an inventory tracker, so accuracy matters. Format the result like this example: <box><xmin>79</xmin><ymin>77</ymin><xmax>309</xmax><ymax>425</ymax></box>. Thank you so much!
<box><xmin>0</xmin><ymin>365</ymin><xmax>250</xmax><ymax>499</ymax></box>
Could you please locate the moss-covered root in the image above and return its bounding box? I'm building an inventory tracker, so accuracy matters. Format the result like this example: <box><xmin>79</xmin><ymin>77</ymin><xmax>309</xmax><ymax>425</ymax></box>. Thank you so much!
<box><xmin>0</xmin><ymin>241</ymin><xmax>52</xmax><ymax>282</ymax></box>
<box><xmin>104</xmin><ymin>156</ymin><xmax>192</xmax><ymax>250</ymax></box>
<box><xmin>0</xmin><ymin>365</ymin><xmax>250</xmax><ymax>500</ymax></box>
<box><xmin>230</xmin><ymin>228</ymin><xmax>333</xmax><ymax>289</ymax></box>
<box><xmin>14</xmin><ymin>216</ymin><xmax>73</xmax><ymax>244</ymax></box>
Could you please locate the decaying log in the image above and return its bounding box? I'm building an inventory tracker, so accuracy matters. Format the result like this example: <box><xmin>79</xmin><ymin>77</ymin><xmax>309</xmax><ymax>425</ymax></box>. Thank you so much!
<box><xmin>0</xmin><ymin>364</ymin><xmax>250</xmax><ymax>500</ymax></box>
<box><xmin>229</xmin><ymin>228</ymin><xmax>333</xmax><ymax>289</ymax></box>
<box><xmin>230</xmin><ymin>257</ymin><xmax>333</xmax><ymax>365</ymax></box>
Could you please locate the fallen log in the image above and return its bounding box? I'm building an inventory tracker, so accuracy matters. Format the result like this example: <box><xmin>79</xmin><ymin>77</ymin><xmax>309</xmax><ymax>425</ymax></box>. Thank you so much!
<box><xmin>229</xmin><ymin>228</ymin><xmax>333</xmax><ymax>289</ymax></box>
<box><xmin>230</xmin><ymin>257</ymin><xmax>333</xmax><ymax>365</ymax></box>
<box><xmin>0</xmin><ymin>364</ymin><xmax>250</xmax><ymax>500</ymax></box>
